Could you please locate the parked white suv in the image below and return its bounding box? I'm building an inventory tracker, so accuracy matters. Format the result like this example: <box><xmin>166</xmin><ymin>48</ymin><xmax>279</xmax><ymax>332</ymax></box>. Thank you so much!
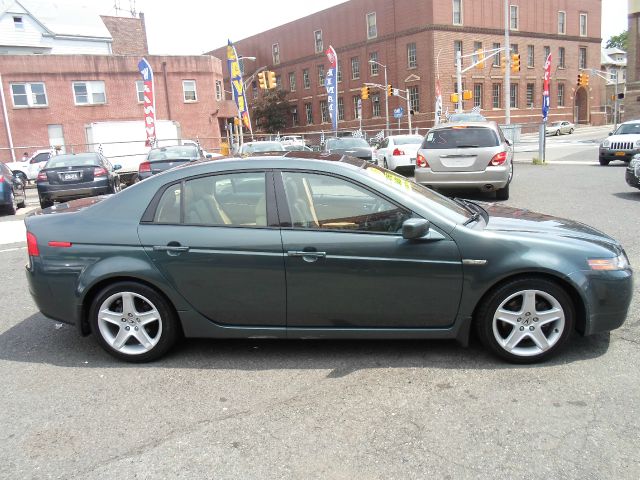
<box><xmin>599</xmin><ymin>120</ymin><xmax>640</xmax><ymax>166</ymax></box>
<box><xmin>5</xmin><ymin>150</ymin><xmax>51</xmax><ymax>182</ymax></box>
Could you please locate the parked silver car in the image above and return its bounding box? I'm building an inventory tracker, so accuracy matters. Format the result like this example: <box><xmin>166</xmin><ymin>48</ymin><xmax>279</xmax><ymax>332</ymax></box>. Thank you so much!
<box><xmin>415</xmin><ymin>122</ymin><xmax>513</xmax><ymax>200</ymax></box>
<box><xmin>545</xmin><ymin>121</ymin><xmax>575</xmax><ymax>136</ymax></box>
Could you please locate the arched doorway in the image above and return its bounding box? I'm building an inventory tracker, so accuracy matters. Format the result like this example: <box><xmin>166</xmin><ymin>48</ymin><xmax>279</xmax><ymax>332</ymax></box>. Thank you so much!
<box><xmin>574</xmin><ymin>86</ymin><xmax>589</xmax><ymax>124</ymax></box>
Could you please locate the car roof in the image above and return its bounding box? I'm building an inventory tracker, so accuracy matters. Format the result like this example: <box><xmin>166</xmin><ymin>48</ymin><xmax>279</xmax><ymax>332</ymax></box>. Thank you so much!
<box><xmin>429</xmin><ymin>121</ymin><xmax>500</xmax><ymax>131</ymax></box>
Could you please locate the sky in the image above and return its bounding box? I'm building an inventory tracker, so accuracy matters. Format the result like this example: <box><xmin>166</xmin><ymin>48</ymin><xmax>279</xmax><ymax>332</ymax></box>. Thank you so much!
<box><xmin>57</xmin><ymin>0</ymin><xmax>630</xmax><ymax>55</ymax></box>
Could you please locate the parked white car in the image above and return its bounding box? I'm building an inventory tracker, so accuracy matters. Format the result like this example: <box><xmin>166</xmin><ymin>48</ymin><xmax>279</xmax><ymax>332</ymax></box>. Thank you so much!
<box><xmin>545</xmin><ymin>121</ymin><xmax>575</xmax><ymax>136</ymax></box>
<box><xmin>374</xmin><ymin>135</ymin><xmax>424</xmax><ymax>171</ymax></box>
<box><xmin>5</xmin><ymin>149</ymin><xmax>51</xmax><ymax>182</ymax></box>
<box><xmin>280</xmin><ymin>135</ymin><xmax>306</xmax><ymax>147</ymax></box>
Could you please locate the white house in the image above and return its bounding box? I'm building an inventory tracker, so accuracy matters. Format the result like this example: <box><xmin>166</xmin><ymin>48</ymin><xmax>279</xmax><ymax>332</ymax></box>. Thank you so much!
<box><xmin>601</xmin><ymin>47</ymin><xmax>627</xmax><ymax>85</ymax></box>
<box><xmin>0</xmin><ymin>0</ymin><xmax>113</xmax><ymax>54</ymax></box>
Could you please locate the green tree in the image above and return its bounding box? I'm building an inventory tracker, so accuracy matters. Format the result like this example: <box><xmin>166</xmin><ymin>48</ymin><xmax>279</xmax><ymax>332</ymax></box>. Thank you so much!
<box><xmin>606</xmin><ymin>30</ymin><xmax>628</xmax><ymax>50</ymax></box>
<box><xmin>252</xmin><ymin>89</ymin><xmax>290</xmax><ymax>133</ymax></box>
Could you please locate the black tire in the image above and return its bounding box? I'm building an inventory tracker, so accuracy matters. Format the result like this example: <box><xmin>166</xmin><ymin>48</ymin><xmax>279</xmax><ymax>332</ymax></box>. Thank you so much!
<box><xmin>599</xmin><ymin>157</ymin><xmax>610</xmax><ymax>166</ymax></box>
<box><xmin>555</xmin><ymin>129</ymin><xmax>560</xmax><ymax>136</ymax></box>
<box><xmin>495</xmin><ymin>182</ymin><xmax>510</xmax><ymax>200</ymax></box>
<box><xmin>569</xmin><ymin>128</ymin><xmax>574</xmax><ymax>134</ymax></box>
<box><xmin>109</xmin><ymin>177</ymin><xmax>121</xmax><ymax>194</ymax></box>
<box><xmin>16</xmin><ymin>185</ymin><xmax>26</xmax><ymax>208</ymax></box>
<box><xmin>5</xmin><ymin>191</ymin><xmax>16</xmax><ymax>215</ymax></box>
<box><xmin>475</xmin><ymin>277</ymin><xmax>575</xmax><ymax>364</ymax></box>
<box><xmin>39</xmin><ymin>196</ymin><xmax>53</xmax><ymax>209</ymax></box>
<box><xmin>89</xmin><ymin>281</ymin><xmax>179</xmax><ymax>362</ymax></box>
<box><xmin>15</xmin><ymin>171</ymin><xmax>27</xmax><ymax>183</ymax></box>
<box><xmin>383</xmin><ymin>158</ymin><xmax>389</xmax><ymax>169</ymax></box>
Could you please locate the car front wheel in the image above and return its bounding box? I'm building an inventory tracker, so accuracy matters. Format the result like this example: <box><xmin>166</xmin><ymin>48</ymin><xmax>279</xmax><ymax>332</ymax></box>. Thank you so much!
<box><xmin>599</xmin><ymin>157</ymin><xmax>610</xmax><ymax>166</ymax></box>
<box><xmin>476</xmin><ymin>278</ymin><xmax>574</xmax><ymax>363</ymax></box>
<box><xmin>90</xmin><ymin>281</ymin><xmax>179</xmax><ymax>362</ymax></box>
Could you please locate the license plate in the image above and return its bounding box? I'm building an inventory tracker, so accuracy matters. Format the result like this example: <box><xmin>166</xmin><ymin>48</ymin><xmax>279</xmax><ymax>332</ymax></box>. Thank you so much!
<box><xmin>615</xmin><ymin>152</ymin><xmax>626</xmax><ymax>156</ymax></box>
<box><xmin>410</xmin><ymin>158</ymin><xmax>416</xmax><ymax>164</ymax></box>
<box><xmin>63</xmin><ymin>173</ymin><xmax>79</xmax><ymax>181</ymax></box>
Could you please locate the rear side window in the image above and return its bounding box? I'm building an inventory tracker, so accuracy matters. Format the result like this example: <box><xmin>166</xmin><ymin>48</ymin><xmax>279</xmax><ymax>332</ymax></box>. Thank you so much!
<box><xmin>422</xmin><ymin>127</ymin><xmax>499</xmax><ymax>149</ymax></box>
<box><xmin>154</xmin><ymin>184</ymin><xmax>181</xmax><ymax>223</ymax></box>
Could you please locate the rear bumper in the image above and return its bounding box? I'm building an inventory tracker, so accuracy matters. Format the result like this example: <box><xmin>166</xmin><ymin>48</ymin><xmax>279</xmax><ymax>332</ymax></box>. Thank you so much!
<box><xmin>414</xmin><ymin>165</ymin><xmax>510</xmax><ymax>189</ymax></box>
<box><xmin>390</xmin><ymin>154</ymin><xmax>416</xmax><ymax>169</ymax></box>
<box><xmin>38</xmin><ymin>182</ymin><xmax>110</xmax><ymax>201</ymax></box>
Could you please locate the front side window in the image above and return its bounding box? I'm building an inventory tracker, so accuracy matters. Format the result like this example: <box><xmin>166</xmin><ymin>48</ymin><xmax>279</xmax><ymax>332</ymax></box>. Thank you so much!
<box><xmin>579</xmin><ymin>13</ymin><xmax>588</xmax><ymax>36</ymax></box>
<box><xmin>154</xmin><ymin>183</ymin><xmax>182</xmax><ymax>224</ymax></box>
<box><xmin>281</xmin><ymin>172</ymin><xmax>410</xmax><ymax>233</ymax></box>
<box><xmin>73</xmin><ymin>81</ymin><xmax>106</xmax><ymax>105</ymax></box>
<box><xmin>453</xmin><ymin>0</ymin><xmax>463</xmax><ymax>25</ymax></box>
<box><xmin>272</xmin><ymin>43</ymin><xmax>280</xmax><ymax>65</ymax></box>
<box><xmin>367</xmin><ymin>12</ymin><xmax>377</xmax><ymax>39</ymax></box>
<box><xmin>351</xmin><ymin>57</ymin><xmax>360</xmax><ymax>79</ymax></box>
<box><xmin>314</xmin><ymin>30</ymin><xmax>323</xmax><ymax>53</ymax></box>
<box><xmin>510</xmin><ymin>5</ymin><xmax>518</xmax><ymax>30</ymax></box>
<box><xmin>11</xmin><ymin>82</ymin><xmax>47</xmax><ymax>107</ymax></box>
<box><xmin>407</xmin><ymin>43</ymin><xmax>417</xmax><ymax>68</ymax></box>
<box><xmin>182</xmin><ymin>80</ymin><xmax>197</xmax><ymax>102</ymax></box>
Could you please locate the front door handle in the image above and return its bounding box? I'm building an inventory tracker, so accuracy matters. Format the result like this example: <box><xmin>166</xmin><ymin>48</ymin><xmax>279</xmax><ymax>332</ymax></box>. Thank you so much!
<box><xmin>287</xmin><ymin>250</ymin><xmax>327</xmax><ymax>262</ymax></box>
<box><xmin>153</xmin><ymin>242</ymin><xmax>190</xmax><ymax>256</ymax></box>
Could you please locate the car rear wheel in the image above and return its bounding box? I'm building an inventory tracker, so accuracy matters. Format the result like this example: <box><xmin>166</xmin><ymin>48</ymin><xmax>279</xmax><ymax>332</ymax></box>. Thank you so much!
<box><xmin>383</xmin><ymin>158</ymin><xmax>388</xmax><ymax>169</ymax></box>
<box><xmin>90</xmin><ymin>281</ymin><xmax>179</xmax><ymax>362</ymax></box>
<box><xmin>16</xmin><ymin>185</ymin><xmax>26</xmax><ymax>208</ymax></box>
<box><xmin>5</xmin><ymin>191</ymin><xmax>16</xmax><ymax>215</ymax></box>
<box><xmin>476</xmin><ymin>278</ymin><xmax>574</xmax><ymax>363</ymax></box>
<box><xmin>495</xmin><ymin>181</ymin><xmax>510</xmax><ymax>200</ymax></box>
<box><xmin>599</xmin><ymin>157</ymin><xmax>610</xmax><ymax>166</ymax></box>
<box><xmin>39</xmin><ymin>196</ymin><xmax>53</xmax><ymax>209</ymax></box>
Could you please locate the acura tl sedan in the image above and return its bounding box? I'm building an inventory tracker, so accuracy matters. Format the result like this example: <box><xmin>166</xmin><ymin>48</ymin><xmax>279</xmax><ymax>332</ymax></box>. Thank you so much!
<box><xmin>25</xmin><ymin>154</ymin><xmax>631</xmax><ymax>363</ymax></box>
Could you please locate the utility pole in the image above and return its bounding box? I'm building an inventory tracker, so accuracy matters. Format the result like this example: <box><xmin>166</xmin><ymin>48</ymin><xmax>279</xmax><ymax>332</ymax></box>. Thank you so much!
<box><xmin>383</xmin><ymin>64</ymin><xmax>389</xmax><ymax>135</ymax></box>
<box><xmin>504</xmin><ymin>0</ymin><xmax>511</xmax><ymax>124</ymax></box>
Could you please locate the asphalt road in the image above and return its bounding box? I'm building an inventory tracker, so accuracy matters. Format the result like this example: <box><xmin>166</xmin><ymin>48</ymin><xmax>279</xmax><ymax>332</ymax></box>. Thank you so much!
<box><xmin>1</xmin><ymin>145</ymin><xmax>639</xmax><ymax>479</ymax></box>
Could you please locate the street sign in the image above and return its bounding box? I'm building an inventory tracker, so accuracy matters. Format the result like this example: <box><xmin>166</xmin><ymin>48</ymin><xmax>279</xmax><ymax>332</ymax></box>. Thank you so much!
<box><xmin>393</xmin><ymin>107</ymin><xmax>404</xmax><ymax>118</ymax></box>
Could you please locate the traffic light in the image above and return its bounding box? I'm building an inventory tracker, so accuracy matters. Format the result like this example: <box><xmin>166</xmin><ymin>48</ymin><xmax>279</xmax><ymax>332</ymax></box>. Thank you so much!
<box><xmin>462</xmin><ymin>90</ymin><xmax>473</xmax><ymax>100</ymax></box>
<box><xmin>267</xmin><ymin>71</ymin><xmax>277</xmax><ymax>89</ymax></box>
<box><xmin>361</xmin><ymin>85</ymin><xmax>370</xmax><ymax>100</ymax></box>
<box><xmin>511</xmin><ymin>53</ymin><xmax>520</xmax><ymax>72</ymax></box>
<box><xmin>450</xmin><ymin>93</ymin><xmax>459</xmax><ymax>103</ymax></box>
<box><xmin>258</xmin><ymin>71</ymin><xmax>267</xmax><ymax>90</ymax></box>
<box><xmin>475</xmin><ymin>49</ymin><xmax>485</xmax><ymax>69</ymax></box>
<box><xmin>500</xmin><ymin>55</ymin><xmax>506</xmax><ymax>74</ymax></box>
<box><xmin>387</xmin><ymin>84</ymin><xmax>393</xmax><ymax>97</ymax></box>
<box><xmin>577</xmin><ymin>73</ymin><xmax>583</xmax><ymax>86</ymax></box>
<box><xmin>582</xmin><ymin>74</ymin><xmax>589</xmax><ymax>86</ymax></box>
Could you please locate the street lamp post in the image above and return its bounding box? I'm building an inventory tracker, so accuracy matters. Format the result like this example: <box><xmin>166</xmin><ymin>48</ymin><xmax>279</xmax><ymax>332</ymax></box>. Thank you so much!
<box><xmin>369</xmin><ymin>59</ymin><xmax>389</xmax><ymax>135</ymax></box>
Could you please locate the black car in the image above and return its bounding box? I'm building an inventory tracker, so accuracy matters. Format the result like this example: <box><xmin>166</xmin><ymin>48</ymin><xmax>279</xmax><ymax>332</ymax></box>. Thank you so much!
<box><xmin>36</xmin><ymin>153</ymin><xmax>121</xmax><ymax>209</ymax></box>
<box><xmin>138</xmin><ymin>145</ymin><xmax>201</xmax><ymax>181</ymax></box>
<box><xmin>625</xmin><ymin>155</ymin><xmax>640</xmax><ymax>189</ymax></box>
<box><xmin>0</xmin><ymin>161</ymin><xmax>26</xmax><ymax>215</ymax></box>
<box><xmin>324</xmin><ymin>137</ymin><xmax>374</xmax><ymax>161</ymax></box>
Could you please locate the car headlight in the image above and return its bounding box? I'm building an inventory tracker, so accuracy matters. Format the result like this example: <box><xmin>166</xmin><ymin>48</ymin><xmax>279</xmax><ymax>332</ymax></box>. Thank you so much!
<box><xmin>602</xmin><ymin>140</ymin><xmax>611</xmax><ymax>148</ymax></box>
<box><xmin>587</xmin><ymin>253</ymin><xmax>630</xmax><ymax>271</ymax></box>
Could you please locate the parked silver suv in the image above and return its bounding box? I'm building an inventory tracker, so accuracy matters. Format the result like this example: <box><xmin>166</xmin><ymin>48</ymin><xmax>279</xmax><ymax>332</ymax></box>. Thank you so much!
<box><xmin>415</xmin><ymin>122</ymin><xmax>513</xmax><ymax>200</ymax></box>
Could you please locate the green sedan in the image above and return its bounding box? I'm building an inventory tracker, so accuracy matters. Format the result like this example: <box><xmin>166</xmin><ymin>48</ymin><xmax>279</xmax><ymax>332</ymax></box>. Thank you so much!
<box><xmin>25</xmin><ymin>154</ymin><xmax>632</xmax><ymax>363</ymax></box>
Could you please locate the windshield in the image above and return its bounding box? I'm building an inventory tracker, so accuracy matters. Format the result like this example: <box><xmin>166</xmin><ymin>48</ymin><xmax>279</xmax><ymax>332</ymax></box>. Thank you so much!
<box><xmin>550</xmin><ymin>122</ymin><xmax>563</xmax><ymax>127</ymax></box>
<box><xmin>45</xmin><ymin>153</ymin><xmax>100</xmax><ymax>168</ymax></box>
<box><xmin>148</xmin><ymin>146</ymin><xmax>198</xmax><ymax>161</ymax></box>
<box><xmin>242</xmin><ymin>142</ymin><xmax>285</xmax><ymax>153</ymax></box>
<box><xmin>393</xmin><ymin>135</ymin><xmax>423</xmax><ymax>145</ymax></box>
<box><xmin>422</xmin><ymin>126</ymin><xmax>499</xmax><ymax>149</ymax></box>
<box><xmin>615</xmin><ymin>123</ymin><xmax>640</xmax><ymax>135</ymax></box>
<box><xmin>326</xmin><ymin>138</ymin><xmax>370</xmax><ymax>149</ymax></box>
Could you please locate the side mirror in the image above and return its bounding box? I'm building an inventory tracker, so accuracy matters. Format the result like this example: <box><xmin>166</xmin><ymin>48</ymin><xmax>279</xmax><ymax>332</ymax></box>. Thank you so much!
<box><xmin>505</xmin><ymin>139</ymin><xmax>512</xmax><ymax>146</ymax></box>
<box><xmin>609</xmin><ymin>132</ymin><xmax>613</xmax><ymax>136</ymax></box>
<box><xmin>206</xmin><ymin>153</ymin><xmax>213</xmax><ymax>159</ymax></box>
<box><xmin>402</xmin><ymin>218</ymin><xmax>430</xmax><ymax>240</ymax></box>
<box><xmin>113</xmin><ymin>164</ymin><xmax>122</xmax><ymax>171</ymax></box>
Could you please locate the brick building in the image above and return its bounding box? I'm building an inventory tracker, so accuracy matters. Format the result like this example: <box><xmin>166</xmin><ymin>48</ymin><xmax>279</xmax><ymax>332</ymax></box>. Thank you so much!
<box><xmin>625</xmin><ymin>0</ymin><xmax>640</xmax><ymax>120</ymax></box>
<box><xmin>208</xmin><ymin>0</ymin><xmax>604</xmax><ymax>134</ymax></box>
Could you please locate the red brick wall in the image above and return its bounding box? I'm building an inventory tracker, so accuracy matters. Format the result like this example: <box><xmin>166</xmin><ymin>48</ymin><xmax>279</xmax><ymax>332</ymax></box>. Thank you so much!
<box><xmin>100</xmin><ymin>15</ymin><xmax>148</xmax><ymax>56</ymax></box>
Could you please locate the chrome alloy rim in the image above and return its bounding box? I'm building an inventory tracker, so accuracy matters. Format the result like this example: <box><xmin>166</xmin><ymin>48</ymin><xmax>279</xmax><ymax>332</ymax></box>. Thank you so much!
<box><xmin>97</xmin><ymin>292</ymin><xmax>162</xmax><ymax>355</ymax></box>
<box><xmin>492</xmin><ymin>289</ymin><xmax>565</xmax><ymax>357</ymax></box>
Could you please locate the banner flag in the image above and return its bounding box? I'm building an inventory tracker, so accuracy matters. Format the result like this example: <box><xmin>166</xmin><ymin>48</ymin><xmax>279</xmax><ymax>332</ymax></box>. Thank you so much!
<box><xmin>325</xmin><ymin>46</ymin><xmax>338</xmax><ymax>132</ymax></box>
<box><xmin>137</xmin><ymin>58</ymin><xmax>157</xmax><ymax>147</ymax></box>
<box><xmin>542</xmin><ymin>53</ymin><xmax>552</xmax><ymax>122</ymax></box>
<box><xmin>434</xmin><ymin>78</ymin><xmax>443</xmax><ymax>126</ymax></box>
<box><xmin>227</xmin><ymin>40</ymin><xmax>252</xmax><ymax>132</ymax></box>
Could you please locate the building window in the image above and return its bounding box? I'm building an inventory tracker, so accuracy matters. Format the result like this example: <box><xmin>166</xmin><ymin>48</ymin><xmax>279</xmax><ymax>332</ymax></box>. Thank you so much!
<box><xmin>408</xmin><ymin>86</ymin><xmax>419</xmax><ymax>112</ymax></box>
<box><xmin>557</xmin><ymin>83</ymin><xmax>565</xmax><ymax>107</ymax></box>
<box><xmin>289</xmin><ymin>72</ymin><xmax>296</xmax><ymax>92</ymax></box>
<box><xmin>13</xmin><ymin>16</ymin><xmax>23</xmax><ymax>30</ymax></box>
<box><xmin>337</xmin><ymin>63</ymin><xmax>342</xmax><ymax>83</ymax></box>
<box><xmin>182</xmin><ymin>80</ymin><xmax>197</xmax><ymax>102</ymax></box>
<box><xmin>473</xmin><ymin>41</ymin><xmax>482</xmax><ymax>64</ymax></box>
<box><xmin>366</xmin><ymin>12</ymin><xmax>377</xmax><ymax>39</ymax></box>
<box><xmin>291</xmin><ymin>107</ymin><xmax>298</xmax><ymax>127</ymax></box>
<box><xmin>510</xmin><ymin>84</ymin><xmax>518</xmax><ymax>108</ymax></box>
<box><xmin>543</xmin><ymin>46</ymin><xmax>550</xmax><ymax>61</ymax></box>
<box><xmin>453</xmin><ymin>0</ymin><xmax>463</xmax><ymax>25</ymax></box>
<box><xmin>276</xmin><ymin>75</ymin><xmax>282</xmax><ymax>89</ymax></box>
<box><xmin>510</xmin><ymin>5</ymin><xmax>518</xmax><ymax>30</ymax></box>
<box><xmin>579</xmin><ymin>47</ymin><xmax>587</xmax><ymax>70</ymax></box>
<box><xmin>526</xmin><ymin>83</ymin><xmax>534</xmax><ymax>108</ymax></box>
<box><xmin>492</xmin><ymin>83</ymin><xmax>501</xmax><ymax>108</ymax></box>
<box><xmin>351</xmin><ymin>56</ymin><xmax>360</xmax><ymax>79</ymax></box>
<box><xmin>11</xmin><ymin>82</ymin><xmax>47</xmax><ymax>107</ymax></box>
<box><xmin>314</xmin><ymin>30</ymin><xmax>323</xmax><ymax>54</ymax></box>
<box><xmin>369</xmin><ymin>52</ymin><xmax>379</xmax><ymax>75</ymax></box>
<box><xmin>511</xmin><ymin>43</ymin><xmax>518</xmax><ymax>54</ymax></box>
<box><xmin>558</xmin><ymin>47</ymin><xmax>565</xmax><ymax>68</ymax></box>
<box><xmin>493</xmin><ymin>42</ymin><xmax>501</xmax><ymax>66</ymax></box>
<box><xmin>320</xmin><ymin>100</ymin><xmax>329</xmax><ymax>123</ymax></box>
<box><xmin>454</xmin><ymin>40</ymin><xmax>462</xmax><ymax>66</ymax></box>
<box><xmin>73</xmin><ymin>81</ymin><xmax>106</xmax><ymax>105</ymax></box>
<box><xmin>372</xmin><ymin>93</ymin><xmax>381</xmax><ymax>117</ymax></box>
<box><xmin>272</xmin><ymin>43</ymin><xmax>280</xmax><ymax>65</ymax></box>
<box><xmin>579</xmin><ymin>13</ymin><xmax>588</xmax><ymax>36</ymax></box>
<box><xmin>135</xmin><ymin>80</ymin><xmax>145</xmax><ymax>103</ymax></box>
<box><xmin>473</xmin><ymin>83</ymin><xmax>483</xmax><ymax>108</ymax></box>
<box><xmin>303</xmin><ymin>68</ymin><xmax>310</xmax><ymax>89</ymax></box>
<box><xmin>215</xmin><ymin>80</ymin><xmax>223</xmax><ymax>101</ymax></box>
<box><xmin>353</xmin><ymin>95</ymin><xmax>361</xmax><ymax>119</ymax></box>
<box><xmin>305</xmin><ymin>103</ymin><xmax>313</xmax><ymax>125</ymax></box>
<box><xmin>527</xmin><ymin>45</ymin><xmax>534</xmax><ymax>68</ymax></box>
<box><xmin>318</xmin><ymin>65</ymin><xmax>325</xmax><ymax>86</ymax></box>
<box><xmin>338</xmin><ymin>96</ymin><xmax>344</xmax><ymax>121</ymax></box>
<box><xmin>407</xmin><ymin>43</ymin><xmax>417</xmax><ymax>68</ymax></box>
<box><xmin>558</xmin><ymin>11</ymin><xmax>566</xmax><ymax>34</ymax></box>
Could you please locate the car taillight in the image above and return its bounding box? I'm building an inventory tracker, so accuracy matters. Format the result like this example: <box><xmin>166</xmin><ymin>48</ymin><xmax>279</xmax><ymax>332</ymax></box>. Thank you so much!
<box><xmin>48</xmin><ymin>241</ymin><xmax>72</xmax><ymax>248</ymax></box>
<box><xmin>94</xmin><ymin>166</ymin><xmax>108</xmax><ymax>177</ymax></box>
<box><xmin>416</xmin><ymin>153</ymin><xmax>429</xmax><ymax>168</ymax></box>
<box><xmin>489</xmin><ymin>151</ymin><xmax>508</xmax><ymax>166</ymax></box>
<box><xmin>139</xmin><ymin>162</ymin><xmax>151</xmax><ymax>173</ymax></box>
<box><xmin>27</xmin><ymin>232</ymin><xmax>39</xmax><ymax>257</ymax></box>
<box><xmin>392</xmin><ymin>148</ymin><xmax>405</xmax><ymax>156</ymax></box>
<box><xmin>37</xmin><ymin>171</ymin><xmax>48</xmax><ymax>182</ymax></box>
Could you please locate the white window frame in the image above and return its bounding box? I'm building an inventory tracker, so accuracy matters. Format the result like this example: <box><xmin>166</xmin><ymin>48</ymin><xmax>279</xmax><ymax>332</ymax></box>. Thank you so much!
<box><xmin>453</xmin><ymin>0</ymin><xmax>463</xmax><ymax>25</ymax></box>
<box><xmin>10</xmin><ymin>82</ymin><xmax>48</xmax><ymax>108</ymax></box>
<box><xmin>510</xmin><ymin>5</ymin><xmax>518</xmax><ymax>30</ymax></box>
<box><xmin>372</xmin><ymin>93</ymin><xmax>381</xmax><ymax>117</ymax></box>
<box><xmin>579</xmin><ymin>13</ymin><xmax>588</xmax><ymax>37</ymax></box>
<box><xmin>215</xmin><ymin>80</ymin><xmax>223</xmax><ymax>101</ymax></box>
<box><xmin>407</xmin><ymin>43</ymin><xmax>417</xmax><ymax>69</ymax></box>
<box><xmin>558</xmin><ymin>11</ymin><xmax>566</xmax><ymax>34</ymax></box>
<box><xmin>72</xmin><ymin>80</ymin><xmax>106</xmax><ymax>106</ymax></box>
<box><xmin>557</xmin><ymin>83</ymin><xmax>565</xmax><ymax>107</ymax></box>
<box><xmin>135</xmin><ymin>80</ymin><xmax>145</xmax><ymax>103</ymax></box>
<box><xmin>579</xmin><ymin>47</ymin><xmax>587</xmax><ymax>70</ymax></box>
<box><xmin>351</xmin><ymin>56</ymin><xmax>360</xmax><ymax>80</ymax></box>
<box><xmin>303</xmin><ymin>68</ymin><xmax>310</xmax><ymax>89</ymax></box>
<box><xmin>182</xmin><ymin>80</ymin><xmax>197</xmax><ymax>103</ymax></box>
<box><xmin>369</xmin><ymin>52</ymin><xmax>379</xmax><ymax>75</ymax></box>
<box><xmin>314</xmin><ymin>30</ymin><xmax>323</xmax><ymax>54</ymax></box>
<box><xmin>272</xmin><ymin>43</ymin><xmax>280</xmax><ymax>65</ymax></box>
<box><xmin>13</xmin><ymin>16</ymin><xmax>24</xmax><ymax>30</ymax></box>
<box><xmin>366</xmin><ymin>12</ymin><xmax>377</xmax><ymax>39</ymax></box>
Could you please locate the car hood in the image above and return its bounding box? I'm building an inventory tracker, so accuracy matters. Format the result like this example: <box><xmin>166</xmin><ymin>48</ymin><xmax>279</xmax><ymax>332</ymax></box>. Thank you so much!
<box><xmin>328</xmin><ymin>147</ymin><xmax>372</xmax><ymax>157</ymax></box>
<box><xmin>482</xmin><ymin>203</ymin><xmax>620</xmax><ymax>249</ymax></box>
<box><xmin>605</xmin><ymin>134</ymin><xmax>640</xmax><ymax>143</ymax></box>
<box><xmin>33</xmin><ymin>195</ymin><xmax>109</xmax><ymax>215</ymax></box>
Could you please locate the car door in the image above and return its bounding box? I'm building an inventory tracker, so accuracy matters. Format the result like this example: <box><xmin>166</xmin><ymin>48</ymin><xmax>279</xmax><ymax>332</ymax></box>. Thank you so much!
<box><xmin>376</xmin><ymin>138</ymin><xmax>388</xmax><ymax>164</ymax></box>
<box><xmin>138</xmin><ymin>170</ymin><xmax>286</xmax><ymax>327</ymax></box>
<box><xmin>277</xmin><ymin>170</ymin><xmax>463</xmax><ymax>329</ymax></box>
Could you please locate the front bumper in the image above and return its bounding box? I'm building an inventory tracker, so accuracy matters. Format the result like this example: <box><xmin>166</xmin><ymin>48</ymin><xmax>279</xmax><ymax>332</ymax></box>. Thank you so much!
<box><xmin>414</xmin><ymin>165</ymin><xmax>510</xmax><ymax>190</ymax></box>
<box><xmin>38</xmin><ymin>182</ymin><xmax>110</xmax><ymax>202</ymax></box>
<box><xmin>600</xmin><ymin>148</ymin><xmax>639</xmax><ymax>162</ymax></box>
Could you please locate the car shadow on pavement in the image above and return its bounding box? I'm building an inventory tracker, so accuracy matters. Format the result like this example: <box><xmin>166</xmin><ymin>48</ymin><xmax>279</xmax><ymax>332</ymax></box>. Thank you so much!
<box><xmin>0</xmin><ymin>313</ymin><xmax>611</xmax><ymax>375</ymax></box>
<box><xmin>613</xmin><ymin>191</ymin><xmax>640</xmax><ymax>201</ymax></box>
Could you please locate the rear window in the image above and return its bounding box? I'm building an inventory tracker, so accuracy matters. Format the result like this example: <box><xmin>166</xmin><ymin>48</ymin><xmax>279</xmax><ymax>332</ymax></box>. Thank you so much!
<box><xmin>45</xmin><ymin>154</ymin><xmax>100</xmax><ymax>168</ymax></box>
<box><xmin>148</xmin><ymin>146</ymin><xmax>198</xmax><ymax>160</ymax></box>
<box><xmin>421</xmin><ymin>127</ymin><xmax>499</xmax><ymax>149</ymax></box>
<box><xmin>394</xmin><ymin>136</ymin><xmax>423</xmax><ymax>145</ymax></box>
